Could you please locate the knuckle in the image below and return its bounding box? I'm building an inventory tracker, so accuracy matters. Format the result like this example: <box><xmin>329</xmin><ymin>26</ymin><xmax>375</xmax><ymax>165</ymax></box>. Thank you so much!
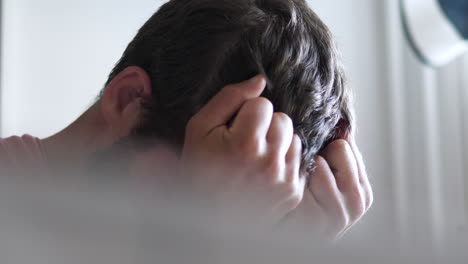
<box><xmin>250</xmin><ymin>97</ymin><xmax>273</xmax><ymax>112</ymax></box>
<box><xmin>283</xmin><ymin>193</ymin><xmax>303</xmax><ymax>211</ymax></box>
<box><xmin>336</xmin><ymin>213</ymin><xmax>350</xmax><ymax>232</ymax></box>
<box><xmin>329</xmin><ymin>139</ymin><xmax>351</xmax><ymax>153</ymax></box>
<box><xmin>237</xmin><ymin>135</ymin><xmax>263</xmax><ymax>156</ymax></box>
<box><xmin>281</xmin><ymin>181</ymin><xmax>297</xmax><ymax>197</ymax></box>
<box><xmin>272</xmin><ymin>112</ymin><xmax>293</xmax><ymax>126</ymax></box>
<box><xmin>280</xmin><ymin>176</ymin><xmax>303</xmax><ymax>198</ymax></box>
<box><xmin>314</xmin><ymin>155</ymin><xmax>328</xmax><ymax>169</ymax></box>
<box><xmin>289</xmin><ymin>189</ymin><xmax>304</xmax><ymax>207</ymax></box>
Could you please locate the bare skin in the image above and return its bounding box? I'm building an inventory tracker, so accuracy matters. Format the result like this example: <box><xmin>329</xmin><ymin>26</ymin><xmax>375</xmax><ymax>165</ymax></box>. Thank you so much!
<box><xmin>42</xmin><ymin>67</ymin><xmax>373</xmax><ymax>240</ymax></box>
<box><xmin>181</xmin><ymin>76</ymin><xmax>305</xmax><ymax>227</ymax></box>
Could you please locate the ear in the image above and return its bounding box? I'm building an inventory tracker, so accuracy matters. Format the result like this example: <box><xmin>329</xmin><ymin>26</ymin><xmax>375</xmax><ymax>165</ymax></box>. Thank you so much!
<box><xmin>101</xmin><ymin>66</ymin><xmax>152</xmax><ymax>139</ymax></box>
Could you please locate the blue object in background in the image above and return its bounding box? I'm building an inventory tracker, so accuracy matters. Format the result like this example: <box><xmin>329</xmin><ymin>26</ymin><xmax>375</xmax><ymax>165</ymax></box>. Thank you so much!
<box><xmin>401</xmin><ymin>0</ymin><xmax>468</xmax><ymax>66</ymax></box>
<box><xmin>439</xmin><ymin>0</ymin><xmax>468</xmax><ymax>38</ymax></box>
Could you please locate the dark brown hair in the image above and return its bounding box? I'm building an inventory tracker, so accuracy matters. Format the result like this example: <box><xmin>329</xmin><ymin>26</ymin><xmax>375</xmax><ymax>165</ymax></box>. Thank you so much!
<box><xmin>104</xmin><ymin>0</ymin><xmax>353</xmax><ymax>173</ymax></box>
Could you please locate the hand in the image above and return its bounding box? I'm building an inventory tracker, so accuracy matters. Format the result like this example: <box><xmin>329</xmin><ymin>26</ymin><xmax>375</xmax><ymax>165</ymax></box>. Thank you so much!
<box><xmin>281</xmin><ymin>137</ymin><xmax>373</xmax><ymax>241</ymax></box>
<box><xmin>181</xmin><ymin>75</ymin><xmax>305</xmax><ymax>227</ymax></box>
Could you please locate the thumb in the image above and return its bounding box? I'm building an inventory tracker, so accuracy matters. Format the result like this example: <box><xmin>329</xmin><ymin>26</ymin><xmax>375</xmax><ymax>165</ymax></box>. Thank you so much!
<box><xmin>189</xmin><ymin>75</ymin><xmax>266</xmax><ymax>136</ymax></box>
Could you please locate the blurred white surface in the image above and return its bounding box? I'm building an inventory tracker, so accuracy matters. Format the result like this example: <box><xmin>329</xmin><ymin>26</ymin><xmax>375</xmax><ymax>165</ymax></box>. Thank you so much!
<box><xmin>0</xmin><ymin>179</ymin><xmax>465</xmax><ymax>264</ymax></box>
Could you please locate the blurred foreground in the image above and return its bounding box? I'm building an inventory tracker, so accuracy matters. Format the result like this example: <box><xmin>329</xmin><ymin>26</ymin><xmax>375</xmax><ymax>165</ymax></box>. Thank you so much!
<box><xmin>0</xmin><ymin>176</ymin><xmax>466</xmax><ymax>264</ymax></box>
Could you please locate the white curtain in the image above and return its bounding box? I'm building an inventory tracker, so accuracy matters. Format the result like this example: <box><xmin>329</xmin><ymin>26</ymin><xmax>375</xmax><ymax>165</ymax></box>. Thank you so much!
<box><xmin>382</xmin><ymin>0</ymin><xmax>467</xmax><ymax>252</ymax></box>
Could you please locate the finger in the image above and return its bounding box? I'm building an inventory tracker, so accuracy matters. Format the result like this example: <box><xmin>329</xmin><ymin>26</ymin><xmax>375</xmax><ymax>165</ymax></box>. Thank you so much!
<box><xmin>320</xmin><ymin>140</ymin><xmax>360</xmax><ymax>192</ymax></box>
<box><xmin>267</xmin><ymin>113</ymin><xmax>294</xmax><ymax>160</ymax></box>
<box><xmin>285</xmin><ymin>134</ymin><xmax>302</xmax><ymax>184</ymax></box>
<box><xmin>309</xmin><ymin>156</ymin><xmax>348</xmax><ymax>235</ymax></box>
<box><xmin>188</xmin><ymin>75</ymin><xmax>266</xmax><ymax>136</ymax></box>
<box><xmin>229</xmin><ymin>97</ymin><xmax>274</xmax><ymax>143</ymax></box>
<box><xmin>321</xmin><ymin>140</ymin><xmax>365</xmax><ymax>222</ymax></box>
<box><xmin>271</xmin><ymin>135</ymin><xmax>303</xmax><ymax>218</ymax></box>
<box><xmin>346</xmin><ymin>136</ymin><xmax>373</xmax><ymax>211</ymax></box>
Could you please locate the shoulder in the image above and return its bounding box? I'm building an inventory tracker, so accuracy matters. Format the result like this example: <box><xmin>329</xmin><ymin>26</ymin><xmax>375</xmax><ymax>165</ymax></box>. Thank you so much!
<box><xmin>0</xmin><ymin>135</ymin><xmax>48</xmax><ymax>175</ymax></box>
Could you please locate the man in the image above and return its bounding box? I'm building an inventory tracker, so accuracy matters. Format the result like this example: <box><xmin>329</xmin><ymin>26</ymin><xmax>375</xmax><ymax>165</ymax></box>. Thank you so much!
<box><xmin>1</xmin><ymin>0</ymin><xmax>372</xmax><ymax>240</ymax></box>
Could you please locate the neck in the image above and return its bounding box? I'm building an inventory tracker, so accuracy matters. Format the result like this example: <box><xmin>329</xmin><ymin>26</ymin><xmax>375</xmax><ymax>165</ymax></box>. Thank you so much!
<box><xmin>42</xmin><ymin>102</ymin><xmax>113</xmax><ymax>175</ymax></box>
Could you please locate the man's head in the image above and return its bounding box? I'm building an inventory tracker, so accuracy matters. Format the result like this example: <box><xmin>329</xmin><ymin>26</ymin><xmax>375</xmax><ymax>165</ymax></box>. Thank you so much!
<box><xmin>100</xmin><ymin>0</ymin><xmax>353</xmax><ymax>174</ymax></box>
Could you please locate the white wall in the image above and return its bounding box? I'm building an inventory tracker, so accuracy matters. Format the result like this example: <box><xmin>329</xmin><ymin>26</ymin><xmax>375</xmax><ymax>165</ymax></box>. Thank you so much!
<box><xmin>1</xmin><ymin>0</ymin><xmax>166</xmax><ymax>138</ymax></box>
<box><xmin>0</xmin><ymin>0</ymin><xmax>407</xmax><ymax>245</ymax></box>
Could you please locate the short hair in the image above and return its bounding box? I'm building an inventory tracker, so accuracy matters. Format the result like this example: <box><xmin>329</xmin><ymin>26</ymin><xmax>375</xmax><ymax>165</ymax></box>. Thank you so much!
<box><xmin>104</xmin><ymin>0</ymin><xmax>353</xmax><ymax>174</ymax></box>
